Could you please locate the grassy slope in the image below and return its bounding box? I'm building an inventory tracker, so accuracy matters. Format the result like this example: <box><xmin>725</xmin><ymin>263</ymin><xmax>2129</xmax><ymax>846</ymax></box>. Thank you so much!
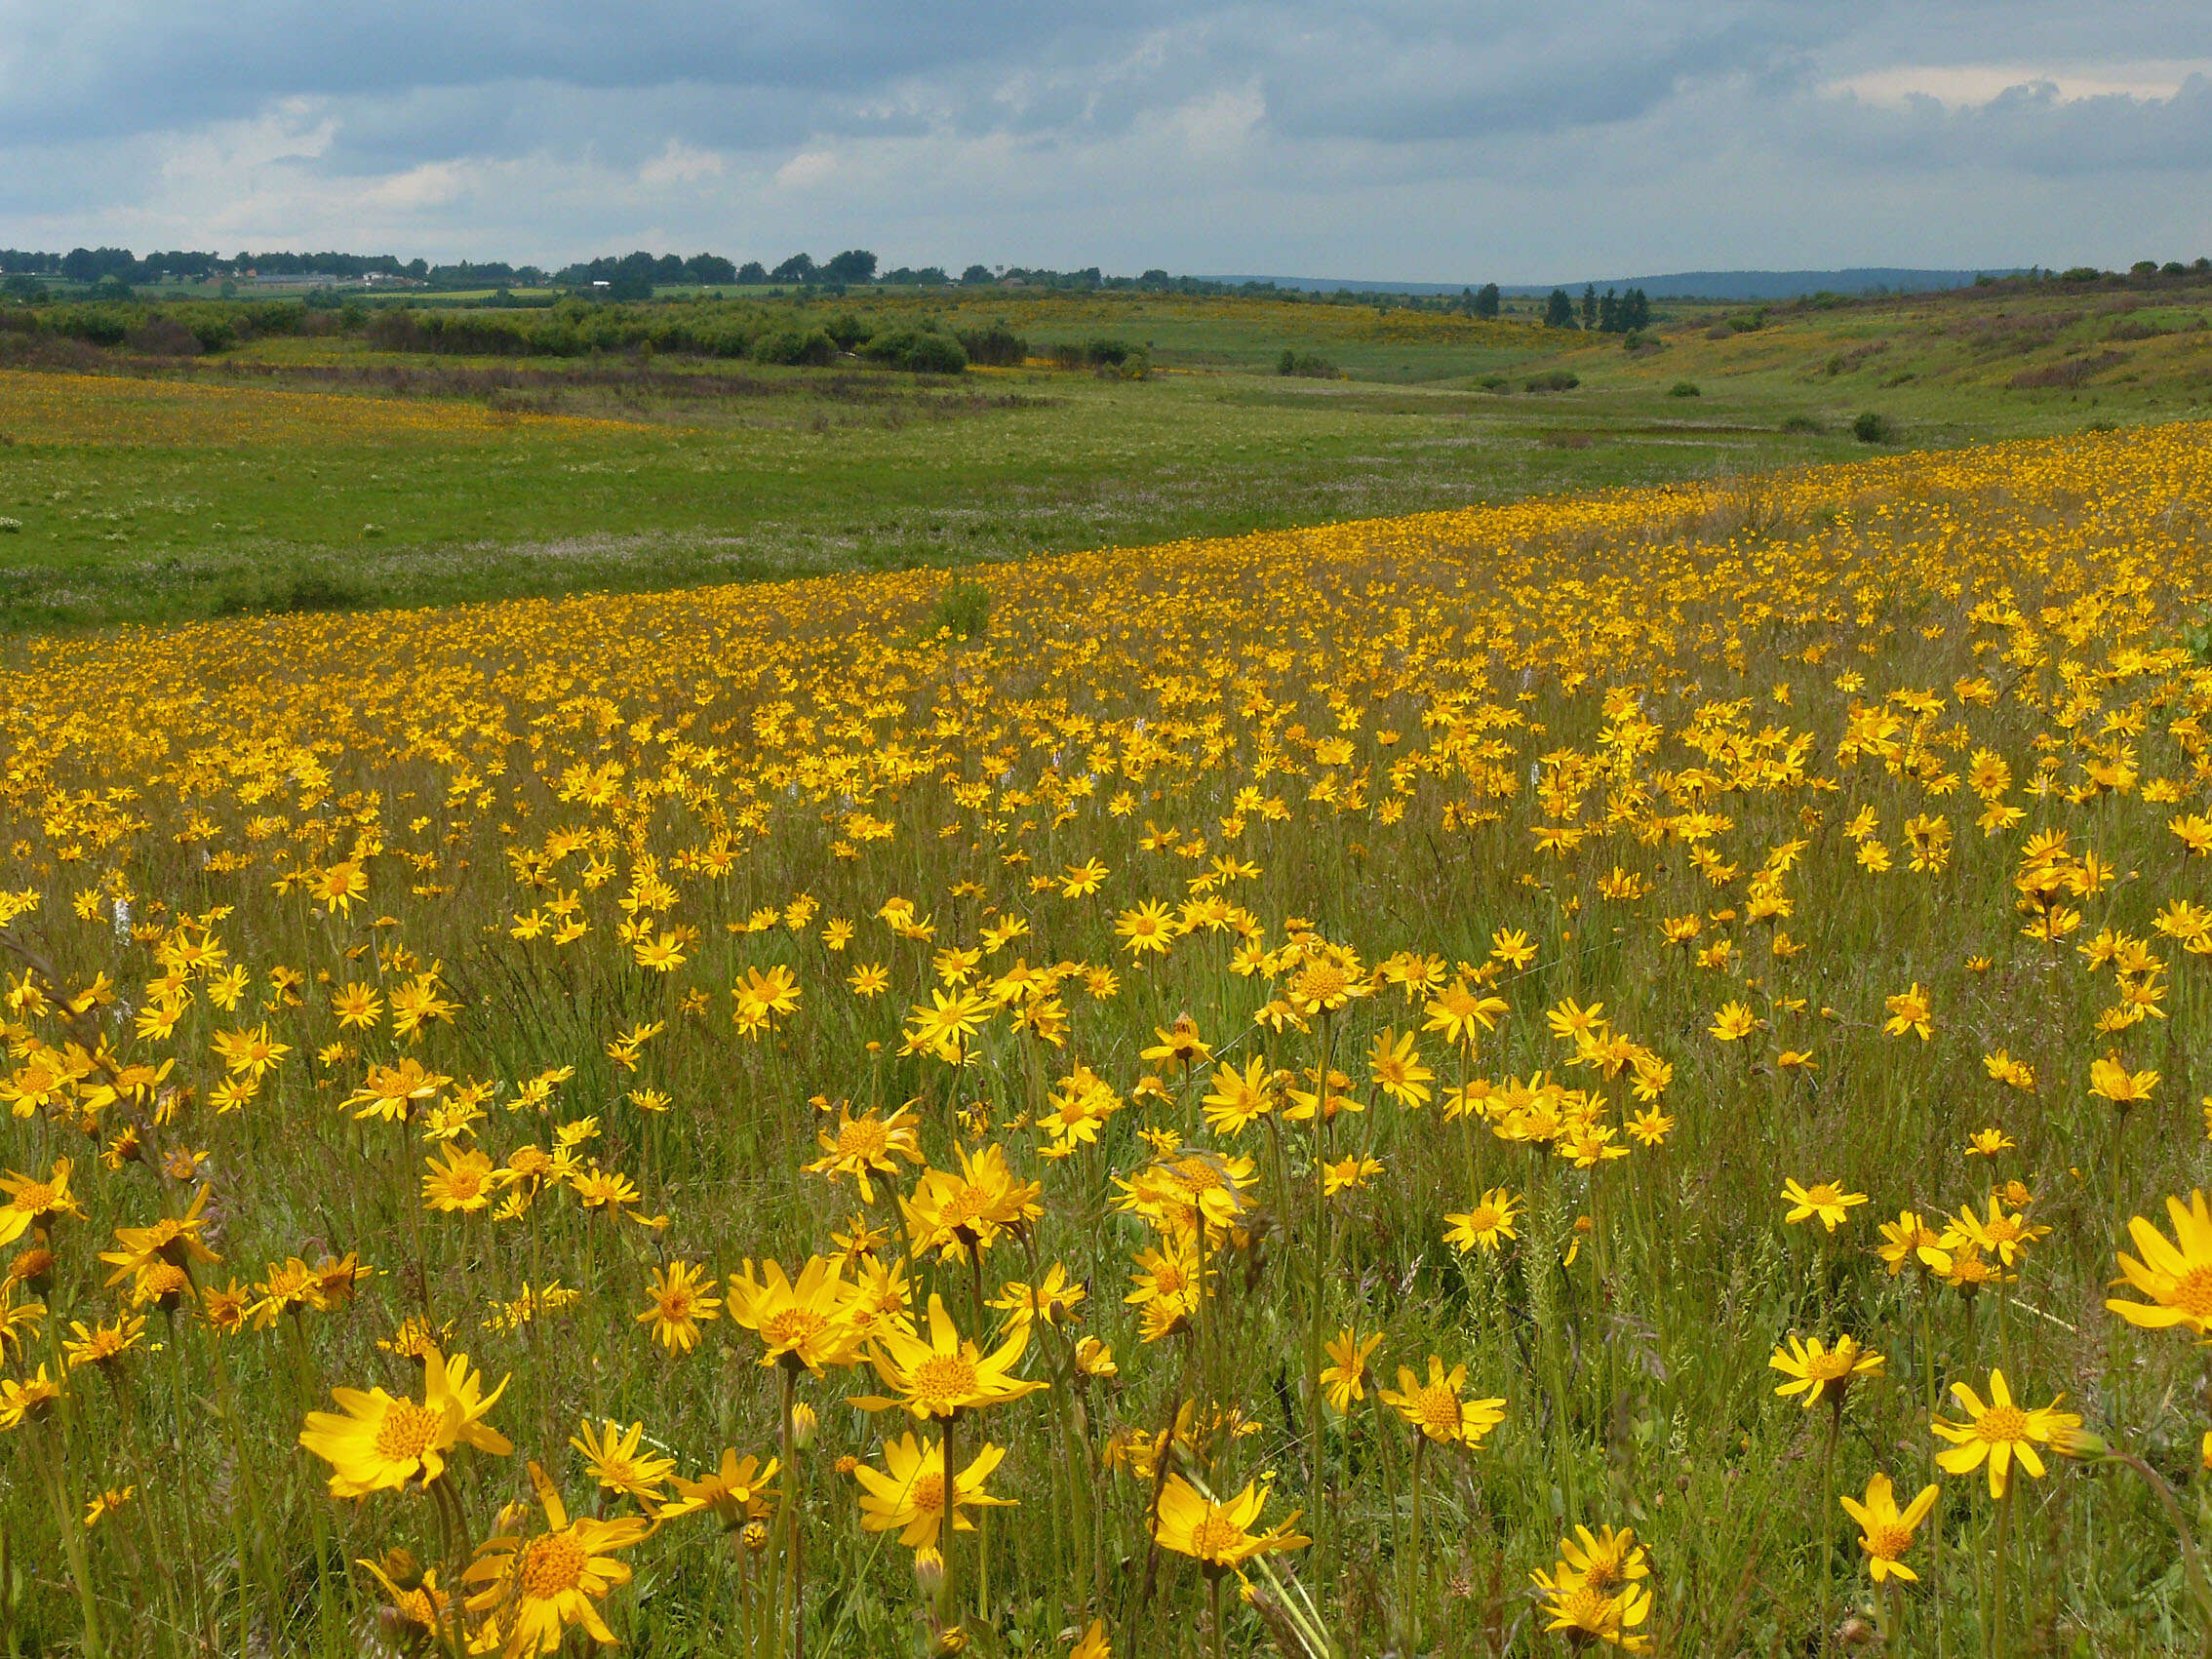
<box><xmin>0</xmin><ymin>279</ymin><xmax>2205</xmax><ymax>630</ymax></box>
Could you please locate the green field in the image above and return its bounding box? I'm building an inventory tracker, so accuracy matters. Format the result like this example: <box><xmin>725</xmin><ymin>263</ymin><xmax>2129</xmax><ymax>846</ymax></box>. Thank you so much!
<box><xmin>0</xmin><ymin>277</ymin><xmax>2206</xmax><ymax>629</ymax></box>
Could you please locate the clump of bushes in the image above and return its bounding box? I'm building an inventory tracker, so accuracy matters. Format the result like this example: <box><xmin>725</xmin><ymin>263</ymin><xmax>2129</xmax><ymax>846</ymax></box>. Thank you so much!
<box><xmin>859</xmin><ymin>327</ymin><xmax>968</xmax><ymax>374</ymax></box>
<box><xmin>956</xmin><ymin>321</ymin><xmax>1029</xmax><ymax>367</ymax></box>
<box><xmin>752</xmin><ymin>327</ymin><xmax>837</xmax><ymax>367</ymax></box>
<box><xmin>1050</xmin><ymin>337</ymin><xmax>1141</xmax><ymax>371</ymax></box>
<box><xmin>1852</xmin><ymin>411</ymin><xmax>1895</xmax><ymax>444</ymax></box>
<box><xmin>1780</xmin><ymin>414</ymin><xmax>1823</xmax><ymax>434</ymax></box>
<box><xmin>1524</xmin><ymin>370</ymin><xmax>1579</xmax><ymax>393</ymax></box>
<box><xmin>1276</xmin><ymin>349</ymin><xmax>1337</xmax><ymax>377</ymax></box>
<box><xmin>1667</xmin><ymin>381</ymin><xmax>1700</xmax><ymax>398</ymax></box>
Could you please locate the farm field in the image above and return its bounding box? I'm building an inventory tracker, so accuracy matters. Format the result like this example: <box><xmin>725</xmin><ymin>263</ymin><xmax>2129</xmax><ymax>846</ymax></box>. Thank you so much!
<box><xmin>3</xmin><ymin>414</ymin><xmax>2212</xmax><ymax>1656</ymax></box>
<box><xmin>0</xmin><ymin>277</ymin><xmax>2207</xmax><ymax>629</ymax></box>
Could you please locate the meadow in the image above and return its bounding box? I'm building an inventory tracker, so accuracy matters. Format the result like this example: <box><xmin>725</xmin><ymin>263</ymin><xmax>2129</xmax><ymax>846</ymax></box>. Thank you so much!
<box><xmin>0</xmin><ymin>275</ymin><xmax>2206</xmax><ymax>629</ymax></box>
<box><xmin>3</xmin><ymin>412</ymin><xmax>2212</xmax><ymax>1657</ymax></box>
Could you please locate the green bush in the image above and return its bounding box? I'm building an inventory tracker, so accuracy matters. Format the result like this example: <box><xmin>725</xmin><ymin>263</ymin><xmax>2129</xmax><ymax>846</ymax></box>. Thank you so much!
<box><xmin>1276</xmin><ymin>349</ymin><xmax>1337</xmax><ymax>377</ymax></box>
<box><xmin>1852</xmin><ymin>412</ymin><xmax>1895</xmax><ymax>444</ymax></box>
<box><xmin>822</xmin><ymin>311</ymin><xmax>871</xmax><ymax>351</ymax></box>
<box><xmin>753</xmin><ymin>327</ymin><xmax>837</xmax><ymax>367</ymax></box>
<box><xmin>1524</xmin><ymin>370</ymin><xmax>1579</xmax><ymax>393</ymax></box>
<box><xmin>956</xmin><ymin>321</ymin><xmax>1028</xmax><ymax>367</ymax></box>
<box><xmin>1667</xmin><ymin>381</ymin><xmax>1700</xmax><ymax>398</ymax></box>
<box><xmin>1780</xmin><ymin>414</ymin><xmax>1823</xmax><ymax>434</ymax></box>
<box><xmin>859</xmin><ymin>328</ymin><xmax>968</xmax><ymax>374</ymax></box>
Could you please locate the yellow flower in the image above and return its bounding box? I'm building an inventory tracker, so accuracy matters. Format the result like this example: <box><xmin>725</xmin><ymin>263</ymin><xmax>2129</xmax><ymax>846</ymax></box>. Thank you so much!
<box><xmin>901</xmin><ymin>1144</ymin><xmax>1045</xmax><ymax>1263</ymax></box>
<box><xmin>0</xmin><ymin>1159</ymin><xmax>84</xmax><ymax>1246</ymax></box>
<box><xmin>1367</xmin><ymin>1027</ymin><xmax>1433</xmax><ymax>1107</ymax></box>
<box><xmin>570</xmin><ymin>1419</ymin><xmax>676</xmax><ymax>1506</ymax></box>
<box><xmin>422</xmin><ymin>1145</ymin><xmax>497</xmax><ymax>1213</ymax></box>
<box><xmin>1320</xmin><ymin>1327</ymin><xmax>1382</xmax><ymax>1413</ymax></box>
<box><xmin>1876</xmin><ymin>1210</ymin><xmax>1948</xmax><ymax>1275</ymax></box>
<box><xmin>850</xmin><ymin>1293</ymin><xmax>1044</xmax><ymax>1419</ymax></box>
<box><xmin>726</xmin><ymin>1255</ymin><xmax>862</xmax><ymax>1374</ymax></box>
<box><xmin>803</xmin><ymin>1102</ymin><xmax>925</xmax><ymax>1204</ymax></box>
<box><xmin>1781</xmin><ymin>1178</ymin><xmax>1868</xmax><ymax>1232</ymax></box>
<box><xmin>463</xmin><ymin>1461</ymin><xmax>650</xmax><ymax>1657</ymax></box>
<box><xmin>664</xmin><ymin>1447</ymin><xmax>778</xmax><ymax>1525</ymax></box>
<box><xmin>1882</xmin><ymin>983</ymin><xmax>1933</xmax><ymax>1040</ymax></box>
<box><xmin>1530</xmin><ymin>1525</ymin><xmax>1652</xmax><ymax>1652</ymax></box>
<box><xmin>297</xmin><ymin>1345</ymin><xmax>510</xmax><ymax>1498</ymax></box>
<box><xmin>851</xmin><ymin>1429</ymin><xmax>1013</xmax><ymax>1552</ymax></box>
<box><xmin>1839</xmin><ymin>1473</ymin><xmax>1939</xmax><ymax>1583</ymax></box>
<box><xmin>1932</xmin><ymin>1368</ymin><xmax>2080</xmax><ymax>1498</ymax></box>
<box><xmin>2088</xmin><ymin>1053</ymin><xmax>2158</xmax><ymax>1106</ymax></box>
<box><xmin>1943</xmin><ymin>1196</ymin><xmax>2049</xmax><ymax>1268</ymax></box>
<box><xmin>0</xmin><ymin>1364</ymin><xmax>63</xmax><ymax>1430</ymax></box>
<box><xmin>2107</xmin><ymin>1189</ymin><xmax>2212</xmax><ymax>1335</ymax></box>
<box><xmin>1769</xmin><ymin>1333</ymin><xmax>1883</xmax><ymax>1410</ymax></box>
<box><xmin>1707</xmin><ymin>1001</ymin><xmax>1757</xmax><ymax>1043</ymax></box>
<box><xmin>637</xmin><ymin>1260</ymin><xmax>723</xmax><ymax>1354</ymax></box>
<box><xmin>1378</xmin><ymin>1355</ymin><xmax>1506</xmax><ymax>1448</ymax></box>
<box><xmin>1443</xmin><ymin>1188</ymin><xmax>1522</xmax><ymax>1253</ymax></box>
<box><xmin>1151</xmin><ymin>1474</ymin><xmax>1309</xmax><ymax>1569</ymax></box>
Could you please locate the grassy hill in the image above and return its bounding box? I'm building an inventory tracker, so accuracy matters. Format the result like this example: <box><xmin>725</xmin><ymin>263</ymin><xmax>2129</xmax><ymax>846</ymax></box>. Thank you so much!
<box><xmin>0</xmin><ymin>272</ymin><xmax>2203</xmax><ymax>630</ymax></box>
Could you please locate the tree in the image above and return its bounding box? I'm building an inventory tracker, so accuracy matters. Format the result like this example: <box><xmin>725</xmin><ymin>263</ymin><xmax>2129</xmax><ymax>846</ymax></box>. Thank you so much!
<box><xmin>1473</xmin><ymin>282</ymin><xmax>1501</xmax><ymax>319</ymax></box>
<box><xmin>1580</xmin><ymin>284</ymin><xmax>1598</xmax><ymax>329</ymax></box>
<box><xmin>683</xmin><ymin>254</ymin><xmax>738</xmax><ymax>285</ymax></box>
<box><xmin>1597</xmin><ymin>288</ymin><xmax>1620</xmax><ymax>332</ymax></box>
<box><xmin>1543</xmin><ymin>289</ymin><xmax>1576</xmax><ymax>328</ymax></box>
<box><xmin>960</xmin><ymin>264</ymin><xmax>994</xmax><ymax>285</ymax></box>
<box><xmin>1620</xmin><ymin>287</ymin><xmax>1651</xmax><ymax>332</ymax></box>
<box><xmin>822</xmin><ymin>250</ymin><xmax>878</xmax><ymax>284</ymax></box>
<box><xmin>770</xmin><ymin>253</ymin><xmax>817</xmax><ymax>284</ymax></box>
<box><xmin>737</xmin><ymin>261</ymin><xmax>768</xmax><ymax>284</ymax></box>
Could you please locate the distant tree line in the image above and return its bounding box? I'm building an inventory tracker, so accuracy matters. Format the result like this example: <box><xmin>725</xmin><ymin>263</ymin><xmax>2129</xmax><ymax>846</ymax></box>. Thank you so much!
<box><xmin>0</xmin><ymin>245</ymin><xmax>1514</xmax><ymax>308</ymax></box>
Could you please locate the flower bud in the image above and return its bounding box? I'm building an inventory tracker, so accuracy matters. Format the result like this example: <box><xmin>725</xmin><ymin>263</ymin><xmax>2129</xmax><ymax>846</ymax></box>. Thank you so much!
<box><xmin>913</xmin><ymin>1547</ymin><xmax>946</xmax><ymax>1599</ymax></box>
<box><xmin>791</xmin><ymin>1402</ymin><xmax>818</xmax><ymax>1449</ymax></box>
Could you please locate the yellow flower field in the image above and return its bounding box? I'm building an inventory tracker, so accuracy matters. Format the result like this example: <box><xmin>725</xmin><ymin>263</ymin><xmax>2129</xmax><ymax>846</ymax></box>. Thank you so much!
<box><xmin>4</xmin><ymin>419</ymin><xmax>2212</xmax><ymax>1656</ymax></box>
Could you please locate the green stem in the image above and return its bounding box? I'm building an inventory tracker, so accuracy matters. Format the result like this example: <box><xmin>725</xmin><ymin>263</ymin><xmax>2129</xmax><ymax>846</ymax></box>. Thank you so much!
<box><xmin>780</xmin><ymin>1364</ymin><xmax>804</xmax><ymax>1659</ymax></box>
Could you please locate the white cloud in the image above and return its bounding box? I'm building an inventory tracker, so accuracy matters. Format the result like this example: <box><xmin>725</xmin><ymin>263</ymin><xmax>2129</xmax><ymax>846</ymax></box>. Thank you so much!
<box><xmin>1832</xmin><ymin>60</ymin><xmax>2212</xmax><ymax>107</ymax></box>
<box><xmin>638</xmin><ymin>139</ymin><xmax>725</xmax><ymax>187</ymax></box>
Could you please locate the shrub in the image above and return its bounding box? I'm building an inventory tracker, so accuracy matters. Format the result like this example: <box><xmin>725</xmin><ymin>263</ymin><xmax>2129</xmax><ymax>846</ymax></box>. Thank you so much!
<box><xmin>1852</xmin><ymin>412</ymin><xmax>1895</xmax><ymax>444</ymax></box>
<box><xmin>753</xmin><ymin>327</ymin><xmax>837</xmax><ymax>367</ymax></box>
<box><xmin>1667</xmin><ymin>381</ymin><xmax>1700</xmax><ymax>398</ymax></box>
<box><xmin>1276</xmin><ymin>349</ymin><xmax>1337</xmax><ymax>377</ymax></box>
<box><xmin>1524</xmin><ymin>370</ymin><xmax>1579</xmax><ymax>393</ymax></box>
<box><xmin>822</xmin><ymin>311</ymin><xmax>871</xmax><ymax>351</ymax></box>
<box><xmin>1479</xmin><ymin>374</ymin><xmax>1511</xmax><ymax>392</ymax></box>
<box><xmin>956</xmin><ymin>321</ymin><xmax>1028</xmax><ymax>367</ymax></box>
<box><xmin>859</xmin><ymin>328</ymin><xmax>968</xmax><ymax>374</ymax></box>
<box><xmin>1084</xmin><ymin>337</ymin><xmax>1135</xmax><ymax>366</ymax></box>
<box><xmin>124</xmin><ymin>315</ymin><xmax>205</xmax><ymax>356</ymax></box>
<box><xmin>1780</xmin><ymin>414</ymin><xmax>1823</xmax><ymax>434</ymax></box>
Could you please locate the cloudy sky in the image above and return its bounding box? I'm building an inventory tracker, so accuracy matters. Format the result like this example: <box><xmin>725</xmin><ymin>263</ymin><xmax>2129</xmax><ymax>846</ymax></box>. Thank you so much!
<box><xmin>1</xmin><ymin>1</ymin><xmax>2207</xmax><ymax>281</ymax></box>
